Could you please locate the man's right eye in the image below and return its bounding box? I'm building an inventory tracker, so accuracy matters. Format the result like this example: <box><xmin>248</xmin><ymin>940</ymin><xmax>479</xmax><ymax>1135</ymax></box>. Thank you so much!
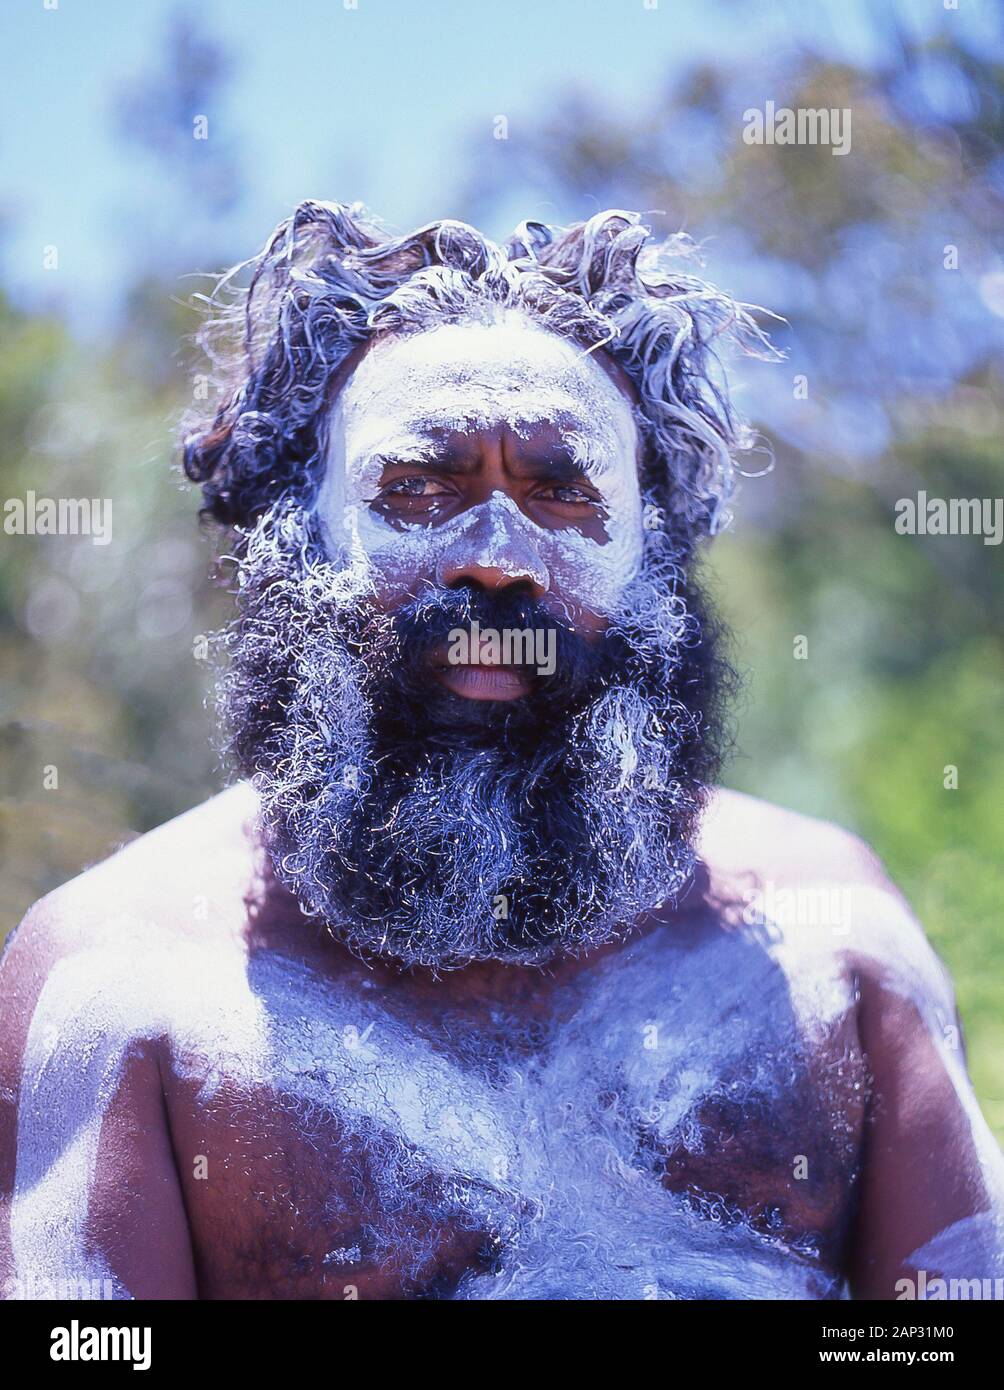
<box><xmin>369</xmin><ymin>475</ymin><xmax>457</xmax><ymax>516</ymax></box>
<box><xmin>380</xmin><ymin>477</ymin><xmax>452</xmax><ymax>499</ymax></box>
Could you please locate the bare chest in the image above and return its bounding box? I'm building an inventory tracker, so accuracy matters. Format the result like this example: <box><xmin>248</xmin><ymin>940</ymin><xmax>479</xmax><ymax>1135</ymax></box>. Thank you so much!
<box><xmin>166</xmin><ymin>926</ymin><xmax>867</xmax><ymax>1299</ymax></box>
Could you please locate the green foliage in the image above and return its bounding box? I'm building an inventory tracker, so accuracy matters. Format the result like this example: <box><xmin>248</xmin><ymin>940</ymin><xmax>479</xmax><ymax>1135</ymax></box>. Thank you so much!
<box><xmin>0</xmin><ymin>291</ymin><xmax>227</xmax><ymax>926</ymax></box>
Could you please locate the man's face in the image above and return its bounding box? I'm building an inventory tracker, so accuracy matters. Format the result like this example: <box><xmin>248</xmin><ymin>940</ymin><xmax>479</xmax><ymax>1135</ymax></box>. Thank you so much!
<box><xmin>221</xmin><ymin>310</ymin><xmax>725</xmax><ymax>971</ymax></box>
<box><xmin>316</xmin><ymin>311</ymin><xmax>646</xmax><ymax>693</ymax></box>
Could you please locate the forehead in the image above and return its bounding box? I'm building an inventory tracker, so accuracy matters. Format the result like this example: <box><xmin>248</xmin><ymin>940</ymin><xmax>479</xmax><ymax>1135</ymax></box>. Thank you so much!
<box><xmin>331</xmin><ymin>311</ymin><xmax>639</xmax><ymax>459</ymax></box>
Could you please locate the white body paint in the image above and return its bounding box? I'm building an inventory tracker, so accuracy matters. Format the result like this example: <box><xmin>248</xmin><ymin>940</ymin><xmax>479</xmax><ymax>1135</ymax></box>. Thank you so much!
<box><xmin>11</xmin><ymin>799</ymin><xmax>1001</xmax><ymax>1300</ymax></box>
<box><xmin>10</xmin><ymin>924</ymin><xmax>270</xmax><ymax>1299</ymax></box>
<box><xmin>11</xmin><ymin>905</ymin><xmax>861</xmax><ymax>1301</ymax></box>
<box><xmin>315</xmin><ymin>312</ymin><xmax>644</xmax><ymax>615</ymax></box>
<box><xmin>907</xmin><ymin>1212</ymin><xmax>1004</xmax><ymax>1281</ymax></box>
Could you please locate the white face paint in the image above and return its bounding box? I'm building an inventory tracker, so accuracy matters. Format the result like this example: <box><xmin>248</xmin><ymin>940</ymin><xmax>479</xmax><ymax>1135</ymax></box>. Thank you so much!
<box><xmin>314</xmin><ymin>310</ymin><xmax>644</xmax><ymax>617</ymax></box>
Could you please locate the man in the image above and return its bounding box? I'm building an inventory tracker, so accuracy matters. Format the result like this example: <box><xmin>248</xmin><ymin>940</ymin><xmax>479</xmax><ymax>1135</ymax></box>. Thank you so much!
<box><xmin>1</xmin><ymin>203</ymin><xmax>1002</xmax><ymax>1300</ymax></box>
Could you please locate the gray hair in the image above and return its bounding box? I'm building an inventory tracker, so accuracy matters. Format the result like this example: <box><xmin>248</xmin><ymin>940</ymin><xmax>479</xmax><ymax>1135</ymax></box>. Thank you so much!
<box><xmin>182</xmin><ymin>200</ymin><xmax>777</xmax><ymax>543</ymax></box>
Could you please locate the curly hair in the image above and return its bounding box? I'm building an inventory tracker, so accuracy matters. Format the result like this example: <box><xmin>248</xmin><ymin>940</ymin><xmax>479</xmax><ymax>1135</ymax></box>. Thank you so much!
<box><xmin>182</xmin><ymin>200</ymin><xmax>778</xmax><ymax>541</ymax></box>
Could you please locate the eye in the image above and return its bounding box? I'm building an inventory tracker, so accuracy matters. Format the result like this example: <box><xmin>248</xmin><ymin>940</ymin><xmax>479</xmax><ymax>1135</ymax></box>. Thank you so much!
<box><xmin>383</xmin><ymin>476</ymin><xmax>452</xmax><ymax>498</ymax></box>
<box><xmin>535</xmin><ymin>482</ymin><xmax>603</xmax><ymax>508</ymax></box>
<box><xmin>371</xmin><ymin>475</ymin><xmax>457</xmax><ymax>513</ymax></box>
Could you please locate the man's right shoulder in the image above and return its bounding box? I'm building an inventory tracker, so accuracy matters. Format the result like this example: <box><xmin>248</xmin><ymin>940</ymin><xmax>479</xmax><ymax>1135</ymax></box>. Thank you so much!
<box><xmin>0</xmin><ymin>782</ymin><xmax>264</xmax><ymax>1082</ymax></box>
<box><xmin>0</xmin><ymin>796</ymin><xmax>240</xmax><ymax>1300</ymax></box>
<box><xmin>4</xmin><ymin>782</ymin><xmax>263</xmax><ymax>966</ymax></box>
<box><xmin>0</xmin><ymin>785</ymin><xmax>265</xmax><ymax>1163</ymax></box>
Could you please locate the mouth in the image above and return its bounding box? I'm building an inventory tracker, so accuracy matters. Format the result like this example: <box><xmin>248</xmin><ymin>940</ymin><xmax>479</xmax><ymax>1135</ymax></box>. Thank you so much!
<box><xmin>430</xmin><ymin>646</ymin><xmax>534</xmax><ymax>701</ymax></box>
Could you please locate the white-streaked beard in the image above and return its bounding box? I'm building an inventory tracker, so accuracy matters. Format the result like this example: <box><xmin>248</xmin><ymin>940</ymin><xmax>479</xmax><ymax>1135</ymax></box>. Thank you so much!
<box><xmin>217</xmin><ymin>501</ymin><xmax>734</xmax><ymax>971</ymax></box>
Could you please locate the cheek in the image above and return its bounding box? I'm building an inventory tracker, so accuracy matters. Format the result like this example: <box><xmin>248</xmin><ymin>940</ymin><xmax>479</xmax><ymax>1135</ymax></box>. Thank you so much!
<box><xmin>325</xmin><ymin>491</ymin><xmax>644</xmax><ymax>619</ymax></box>
<box><xmin>342</xmin><ymin>504</ymin><xmax>450</xmax><ymax>605</ymax></box>
<box><xmin>540</xmin><ymin>501</ymin><xmax>644</xmax><ymax>619</ymax></box>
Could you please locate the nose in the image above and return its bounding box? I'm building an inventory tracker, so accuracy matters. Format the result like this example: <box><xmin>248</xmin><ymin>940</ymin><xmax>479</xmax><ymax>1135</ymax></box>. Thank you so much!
<box><xmin>435</xmin><ymin>496</ymin><xmax>549</xmax><ymax>600</ymax></box>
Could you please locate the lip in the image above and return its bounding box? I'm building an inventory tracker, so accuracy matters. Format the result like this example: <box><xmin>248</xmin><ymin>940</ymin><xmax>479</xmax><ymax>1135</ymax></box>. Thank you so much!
<box><xmin>430</xmin><ymin>647</ymin><xmax>533</xmax><ymax>701</ymax></box>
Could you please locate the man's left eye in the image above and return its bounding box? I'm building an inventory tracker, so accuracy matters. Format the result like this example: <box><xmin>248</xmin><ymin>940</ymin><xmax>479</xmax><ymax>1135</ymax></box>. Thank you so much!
<box><xmin>538</xmin><ymin>484</ymin><xmax>600</xmax><ymax>506</ymax></box>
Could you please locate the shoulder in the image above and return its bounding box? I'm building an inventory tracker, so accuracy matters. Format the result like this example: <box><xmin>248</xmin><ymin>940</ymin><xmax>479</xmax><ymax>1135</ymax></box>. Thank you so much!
<box><xmin>0</xmin><ymin>787</ymin><xmax>269</xmax><ymax>1220</ymax></box>
<box><xmin>3</xmin><ymin>782</ymin><xmax>262</xmax><ymax>966</ymax></box>
<box><xmin>698</xmin><ymin>787</ymin><xmax>956</xmax><ymax>1016</ymax></box>
<box><xmin>699</xmin><ymin>786</ymin><xmax>887</xmax><ymax>887</ymax></box>
<box><xmin>0</xmin><ymin>784</ymin><xmax>263</xmax><ymax>1122</ymax></box>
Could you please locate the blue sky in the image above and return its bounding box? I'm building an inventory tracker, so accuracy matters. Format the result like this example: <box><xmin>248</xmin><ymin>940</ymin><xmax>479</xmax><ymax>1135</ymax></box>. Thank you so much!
<box><xmin>1</xmin><ymin>0</ymin><xmax>994</xmax><ymax>333</ymax></box>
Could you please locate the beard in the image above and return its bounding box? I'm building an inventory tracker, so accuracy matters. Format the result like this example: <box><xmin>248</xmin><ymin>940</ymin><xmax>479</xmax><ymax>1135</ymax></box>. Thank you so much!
<box><xmin>217</xmin><ymin>502</ymin><xmax>734</xmax><ymax>971</ymax></box>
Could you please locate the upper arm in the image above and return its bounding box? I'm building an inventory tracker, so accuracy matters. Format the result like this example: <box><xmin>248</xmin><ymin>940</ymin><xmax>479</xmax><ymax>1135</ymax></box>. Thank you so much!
<box><xmin>846</xmin><ymin>904</ymin><xmax>1004</xmax><ymax>1299</ymax></box>
<box><xmin>0</xmin><ymin>898</ymin><xmax>198</xmax><ymax>1300</ymax></box>
<box><xmin>704</xmin><ymin>795</ymin><xmax>1004</xmax><ymax>1297</ymax></box>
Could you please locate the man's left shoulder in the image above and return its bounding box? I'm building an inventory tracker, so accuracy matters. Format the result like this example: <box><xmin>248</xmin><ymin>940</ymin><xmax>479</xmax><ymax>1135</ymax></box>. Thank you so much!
<box><xmin>699</xmin><ymin>786</ymin><xmax>887</xmax><ymax>889</ymax></box>
<box><xmin>698</xmin><ymin>787</ymin><xmax>954</xmax><ymax>1009</ymax></box>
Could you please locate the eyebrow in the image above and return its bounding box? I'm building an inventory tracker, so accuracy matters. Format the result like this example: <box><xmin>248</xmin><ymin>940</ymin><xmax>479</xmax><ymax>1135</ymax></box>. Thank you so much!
<box><xmin>370</xmin><ymin>441</ymin><xmax>597</xmax><ymax>485</ymax></box>
<box><xmin>369</xmin><ymin>444</ymin><xmax>472</xmax><ymax>477</ymax></box>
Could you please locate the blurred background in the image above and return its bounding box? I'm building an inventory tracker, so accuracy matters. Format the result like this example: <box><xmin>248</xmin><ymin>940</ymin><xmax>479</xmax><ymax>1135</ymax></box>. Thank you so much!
<box><xmin>1</xmin><ymin>0</ymin><xmax>1002</xmax><ymax>1136</ymax></box>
